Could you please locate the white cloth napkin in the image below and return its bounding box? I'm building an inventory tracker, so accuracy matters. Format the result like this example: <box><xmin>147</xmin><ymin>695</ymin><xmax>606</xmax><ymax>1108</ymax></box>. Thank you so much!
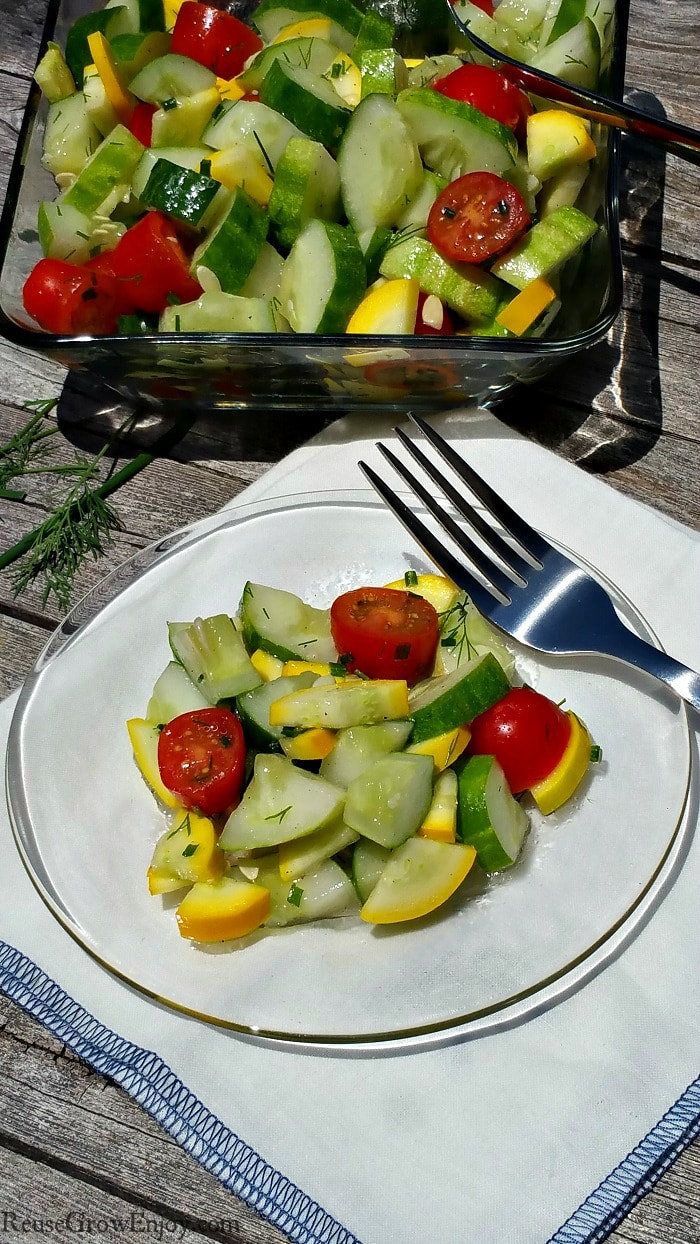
<box><xmin>1</xmin><ymin>407</ymin><xmax>699</xmax><ymax>1244</ymax></box>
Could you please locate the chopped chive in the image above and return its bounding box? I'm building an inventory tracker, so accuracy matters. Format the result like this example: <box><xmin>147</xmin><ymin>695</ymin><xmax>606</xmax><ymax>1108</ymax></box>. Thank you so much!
<box><xmin>404</xmin><ymin>569</ymin><xmax>418</xmax><ymax>587</ymax></box>
<box><xmin>182</xmin><ymin>842</ymin><xmax>199</xmax><ymax>857</ymax></box>
<box><xmin>264</xmin><ymin>805</ymin><xmax>292</xmax><ymax>822</ymax></box>
<box><xmin>590</xmin><ymin>744</ymin><xmax>603</xmax><ymax>763</ymax></box>
<box><xmin>161</xmin><ymin>97</ymin><xmax>178</xmax><ymax>111</ymax></box>
<box><xmin>287</xmin><ymin>882</ymin><xmax>303</xmax><ymax>907</ymax></box>
<box><xmin>199</xmin><ymin>157</ymin><xmax>212</xmax><ymax>176</ymax></box>
<box><xmin>394</xmin><ymin>643</ymin><xmax>411</xmax><ymax>660</ymax></box>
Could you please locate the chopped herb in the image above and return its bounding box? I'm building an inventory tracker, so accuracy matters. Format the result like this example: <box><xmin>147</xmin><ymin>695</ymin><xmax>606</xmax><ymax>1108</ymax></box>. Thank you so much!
<box><xmin>438</xmin><ymin>594</ymin><xmax>476</xmax><ymax>665</ymax></box>
<box><xmin>287</xmin><ymin>883</ymin><xmax>303</xmax><ymax>907</ymax></box>
<box><xmin>442</xmin><ymin>206</ymin><xmax>456</xmax><ymax>219</ymax></box>
<box><xmin>590</xmin><ymin>744</ymin><xmax>603</xmax><ymax>763</ymax></box>
<box><xmin>253</xmin><ymin>130</ymin><xmax>274</xmax><ymax>177</ymax></box>
<box><xmin>404</xmin><ymin>569</ymin><xmax>418</xmax><ymax>587</ymax></box>
<box><xmin>297</xmin><ymin>638</ymin><xmax>317</xmax><ymax>647</ymax></box>
<box><xmin>210</xmin><ymin>102</ymin><xmax>226</xmax><ymax>122</ymax></box>
<box><xmin>355</xmin><ymin>669</ymin><xmax>369</xmax><ymax>680</ymax></box>
<box><xmin>174</xmin><ymin>314</ymin><xmax>182</xmax><ymax>332</ymax></box>
<box><xmin>329</xmin><ymin>60</ymin><xmax>348</xmax><ymax>78</ymax></box>
<box><xmin>339</xmin><ymin>653</ymin><xmax>353</xmax><ymax>666</ymax></box>
<box><xmin>281</xmin><ymin>726</ymin><xmax>301</xmax><ymax>737</ymax></box>
<box><xmin>441</xmin><ymin>635</ymin><xmax>456</xmax><ymax>648</ymax></box>
<box><xmin>81</xmin><ymin>287</ymin><xmax>98</xmax><ymax>301</ymax></box>
<box><xmin>161</xmin><ymin>97</ymin><xmax>178</xmax><ymax>111</ymax></box>
<box><xmin>394</xmin><ymin>643</ymin><xmax>411</xmax><ymax>660</ymax></box>
<box><xmin>199</xmin><ymin>158</ymin><xmax>212</xmax><ymax>176</ymax></box>
<box><xmin>564</xmin><ymin>54</ymin><xmax>586</xmax><ymax>66</ymax></box>
<box><xmin>182</xmin><ymin>842</ymin><xmax>199</xmax><ymax>857</ymax></box>
<box><xmin>329</xmin><ymin>662</ymin><xmax>347</xmax><ymax>677</ymax></box>
<box><xmin>495</xmin><ymin>199</ymin><xmax>509</xmax><ymax>216</ymax></box>
<box><xmin>264</xmin><ymin>805</ymin><xmax>292</xmax><ymax>823</ymax></box>
<box><xmin>262</xmin><ymin>606</ymin><xmax>270</xmax><ymax>619</ymax></box>
<box><xmin>219</xmin><ymin>734</ymin><xmax>232</xmax><ymax>748</ymax></box>
<box><xmin>197</xmin><ymin>672</ymin><xmax>205</xmax><ymax>682</ymax></box>
<box><xmin>75</xmin><ymin>229</ymin><xmax>90</xmax><ymax>240</ymax></box>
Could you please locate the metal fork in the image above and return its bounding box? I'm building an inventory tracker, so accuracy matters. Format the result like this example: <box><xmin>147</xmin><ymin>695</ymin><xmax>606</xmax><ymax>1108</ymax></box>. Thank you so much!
<box><xmin>359</xmin><ymin>414</ymin><xmax>700</xmax><ymax>714</ymax></box>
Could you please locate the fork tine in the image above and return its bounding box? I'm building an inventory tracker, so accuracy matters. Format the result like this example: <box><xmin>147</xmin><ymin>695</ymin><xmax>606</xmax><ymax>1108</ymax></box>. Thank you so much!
<box><xmin>359</xmin><ymin>458</ymin><xmax>512</xmax><ymax>612</ymax></box>
<box><xmin>375</xmin><ymin>443</ymin><xmax>517</xmax><ymax>599</ymax></box>
<box><xmin>408</xmin><ymin>413</ymin><xmax>549</xmax><ymax>564</ymax></box>
<box><xmin>393</xmin><ymin>425</ymin><xmax>530</xmax><ymax>580</ymax></box>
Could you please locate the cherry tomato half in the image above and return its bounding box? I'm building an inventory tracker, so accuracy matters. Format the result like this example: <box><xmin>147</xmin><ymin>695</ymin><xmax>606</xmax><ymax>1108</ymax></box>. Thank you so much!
<box><xmin>427</xmin><ymin>171</ymin><xmax>530</xmax><ymax>265</ymax></box>
<box><xmin>172</xmin><ymin>1</ymin><xmax>262</xmax><ymax>78</ymax></box>
<box><xmin>158</xmin><ymin>707</ymin><xmax>246</xmax><ymax>816</ymax></box>
<box><xmin>109</xmin><ymin>211</ymin><xmax>202</xmax><ymax>314</ymax></box>
<box><xmin>468</xmin><ymin>687</ymin><xmax>572</xmax><ymax>793</ymax></box>
<box><xmin>330</xmin><ymin>587</ymin><xmax>439</xmax><ymax>684</ymax></box>
<box><xmin>431</xmin><ymin>63</ymin><xmax>532</xmax><ymax>140</ymax></box>
<box><xmin>22</xmin><ymin>258</ymin><xmax>119</xmax><ymax>334</ymax></box>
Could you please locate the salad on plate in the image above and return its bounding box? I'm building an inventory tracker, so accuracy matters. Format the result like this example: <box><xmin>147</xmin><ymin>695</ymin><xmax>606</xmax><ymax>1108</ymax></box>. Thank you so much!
<box><xmin>24</xmin><ymin>0</ymin><xmax>610</xmax><ymax>339</ymax></box>
<box><xmin>127</xmin><ymin>571</ymin><xmax>598</xmax><ymax>944</ymax></box>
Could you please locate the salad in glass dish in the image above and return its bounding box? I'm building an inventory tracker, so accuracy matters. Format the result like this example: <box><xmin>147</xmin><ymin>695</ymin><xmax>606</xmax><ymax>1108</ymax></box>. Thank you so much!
<box><xmin>23</xmin><ymin>0</ymin><xmax>610</xmax><ymax>341</ymax></box>
<box><xmin>127</xmin><ymin>571</ymin><xmax>598</xmax><ymax>944</ymax></box>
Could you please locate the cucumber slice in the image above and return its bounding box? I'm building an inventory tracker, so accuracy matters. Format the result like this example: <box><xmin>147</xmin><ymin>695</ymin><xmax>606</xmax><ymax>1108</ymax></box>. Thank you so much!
<box><xmin>278</xmin><ymin>218</ymin><xmax>366</xmax><ymax>333</ymax></box>
<box><xmin>455</xmin><ymin>753</ymin><xmax>528</xmax><ymax>871</ymax></box>
<box><xmin>351</xmin><ymin>838</ymin><xmax>390</xmax><ymax>902</ymax></box>
<box><xmin>238</xmin><ymin>35</ymin><xmax>339</xmax><ymax>93</ymax></box>
<box><xmin>352</xmin><ymin>8</ymin><xmax>395</xmax><ymax>56</ymax></box>
<box><xmin>168</xmin><ymin>615</ymin><xmax>261</xmax><ymax>703</ymax></box>
<box><xmin>82</xmin><ymin>65</ymin><xmax>119</xmax><ymax>137</ymax></box>
<box><xmin>268</xmin><ymin>136</ymin><xmax>341</xmax><ymax>250</ymax></box>
<box><xmin>494</xmin><ymin>0</ymin><xmax>551</xmax><ymax>39</ymax></box>
<box><xmin>239</xmin><ymin>241</ymin><xmax>284</xmax><ymax>299</ymax></box>
<box><xmin>397</xmin><ymin>87</ymin><xmax>517</xmax><ymax>180</ymax></box>
<box><xmin>151</xmin><ymin>87</ymin><xmax>221</xmax><ymax>147</ymax></box>
<box><xmin>34</xmin><ymin>42</ymin><xmax>76</xmax><ymax>103</ymax></box>
<box><xmin>408</xmin><ymin>652</ymin><xmax>510</xmax><ymax>745</ymax></box>
<box><xmin>191</xmin><ymin>187</ymin><xmax>268</xmax><ymax>293</ymax></box>
<box><xmin>109</xmin><ymin>31</ymin><xmax>171</xmax><ymax>82</ymax></box>
<box><xmin>530</xmin><ymin>17</ymin><xmax>600</xmax><ymax>88</ymax></box>
<box><xmin>379</xmin><ymin>235</ymin><xmax>503</xmax><ymax>325</ymax></box>
<box><xmin>344</xmin><ymin>752</ymin><xmax>434</xmax><ymax>848</ymax></box>
<box><xmin>278</xmin><ymin>818</ymin><xmax>359</xmax><ymax>880</ymax></box>
<box><xmin>258</xmin><ymin>58</ymin><xmax>351</xmax><ymax>150</ymax></box>
<box><xmin>548</xmin><ymin>0</ymin><xmax>586</xmax><ymax>44</ymax></box>
<box><xmin>131</xmin><ymin>145</ymin><xmax>210</xmax><ymax>199</ymax></box>
<box><xmin>240</xmin><ymin>581</ymin><xmax>336</xmax><ymax>662</ymax></box>
<box><xmin>396</xmin><ymin>168</ymin><xmax>445</xmax><ymax>230</ymax></box>
<box><xmin>130</xmin><ymin>53</ymin><xmax>217</xmax><ymax>104</ymax></box>
<box><xmin>319</xmin><ymin>720</ymin><xmax>413</xmax><ymax>787</ymax></box>
<box><xmin>160</xmin><ymin>292</ymin><xmax>278</xmax><ymax>333</ymax></box>
<box><xmin>254</xmin><ymin>857</ymin><xmax>359</xmax><ymax>925</ymax></box>
<box><xmin>61</xmin><ymin>124</ymin><xmax>144</xmax><ymax>216</ymax></box>
<box><xmin>405</xmin><ymin>54</ymin><xmax>462</xmax><ymax>88</ymax></box>
<box><xmin>219</xmin><ymin>754</ymin><xmax>345</xmax><ymax>850</ymax></box>
<box><xmin>146</xmin><ymin>660</ymin><xmax>210</xmax><ymax>724</ymax></box>
<box><xmin>252</xmin><ymin>0</ymin><xmax>364</xmax><ymax>46</ymax></box>
<box><xmin>358</xmin><ymin>225</ymin><xmax>392</xmax><ymax>281</ymax></box>
<box><xmin>105</xmin><ymin>0</ymin><xmax>165</xmax><ymax>34</ymax></box>
<box><xmin>65</xmin><ymin>8</ymin><xmax>127</xmax><ymax>85</ymax></box>
<box><xmin>138</xmin><ymin>160</ymin><xmax>219</xmax><ymax>227</ymax></box>
<box><xmin>357</xmin><ymin>48</ymin><xmax>407</xmax><ymax>98</ymax></box>
<box><xmin>236</xmin><ymin>671</ymin><xmax>317</xmax><ymax>750</ymax></box>
<box><xmin>338</xmin><ymin>94</ymin><xmax>423</xmax><ymax>234</ymax></box>
<box><xmin>537</xmin><ymin>163</ymin><xmax>588</xmax><ymax>216</ymax></box>
<box><xmin>360</xmin><ymin>836</ymin><xmax>475</xmax><ymax>923</ymax></box>
<box><xmin>269</xmin><ymin>678</ymin><xmax>410</xmax><ymax>730</ymax></box>
<box><xmin>203</xmin><ymin>100</ymin><xmax>304</xmax><ymax>171</ymax></box>
<box><xmin>38</xmin><ymin>201</ymin><xmax>121</xmax><ymax>265</ymax></box>
<box><xmin>42</xmin><ymin>92</ymin><xmax>101</xmax><ymax>178</ymax></box>
<box><xmin>491</xmin><ymin>205</ymin><xmax>598</xmax><ymax>290</ymax></box>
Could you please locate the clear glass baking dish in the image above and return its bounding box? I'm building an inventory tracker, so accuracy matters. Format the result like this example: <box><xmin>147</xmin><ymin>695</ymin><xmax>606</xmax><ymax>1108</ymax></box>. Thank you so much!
<box><xmin>0</xmin><ymin>0</ymin><xmax>625</xmax><ymax>414</ymax></box>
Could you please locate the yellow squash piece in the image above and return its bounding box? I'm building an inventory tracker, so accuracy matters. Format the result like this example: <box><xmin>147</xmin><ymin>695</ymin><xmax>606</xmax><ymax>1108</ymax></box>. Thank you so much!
<box><xmin>209</xmin><ymin>147</ymin><xmax>274</xmax><ymax>206</ymax></box>
<box><xmin>250</xmin><ymin>648</ymin><xmax>285</xmax><ymax>681</ymax></box>
<box><xmin>127</xmin><ymin>717</ymin><xmax>179</xmax><ymax>808</ymax></box>
<box><xmin>530</xmin><ymin>711</ymin><xmax>592</xmax><ymax>814</ymax></box>
<box><xmin>281</xmin><ymin>659</ymin><xmax>333</xmax><ymax>677</ymax></box>
<box><xmin>176</xmin><ymin>875</ymin><xmax>270</xmax><ymax>942</ymax></box>
<box><xmin>384</xmin><ymin>572</ymin><xmax>459</xmax><ymax>615</ymax></box>
<box><xmin>86</xmin><ymin>31</ymin><xmax>135</xmax><ymax>123</ymax></box>
<box><xmin>408</xmin><ymin>724</ymin><xmax>471</xmax><ymax>772</ymax></box>
<box><xmin>216</xmin><ymin>75</ymin><xmax>245</xmax><ymax>102</ymax></box>
<box><xmin>324</xmin><ymin>53</ymin><xmax>362</xmax><ymax>108</ymax></box>
<box><xmin>163</xmin><ymin>0</ymin><xmax>186</xmax><ymax>31</ymax></box>
<box><xmin>495</xmin><ymin>278</ymin><xmax>557</xmax><ymax>336</ymax></box>
<box><xmin>279</xmin><ymin>727</ymin><xmax>337</xmax><ymax>761</ymax></box>
<box><xmin>346</xmin><ymin>278</ymin><xmax>420</xmax><ymax>334</ymax></box>
<box><xmin>418</xmin><ymin>769</ymin><xmax>458</xmax><ymax>843</ymax></box>
<box><xmin>148</xmin><ymin>809</ymin><xmax>225</xmax><ymax>895</ymax></box>
<box><xmin>526</xmin><ymin>109</ymin><xmax>597</xmax><ymax>182</ymax></box>
<box><xmin>360</xmin><ymin>836</ymin><xmax>476</xmax><ymax>923</ymax></box>
<box><xmin>272</xmin><ymin>17</ymin><xmax>334</xmax><ymax>41</ymax></box>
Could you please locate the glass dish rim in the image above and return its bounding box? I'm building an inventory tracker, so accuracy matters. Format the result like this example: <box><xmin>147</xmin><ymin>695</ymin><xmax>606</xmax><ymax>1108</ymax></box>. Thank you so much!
<box><xmin>5</xmin><ymin>488</ymin><xmax>693</xmax><ymax>1051</ymax></box>
<box><xmin>0</xmin><ymin>0</ymin><xmax>624</xmax><ymax>358</ymax></box>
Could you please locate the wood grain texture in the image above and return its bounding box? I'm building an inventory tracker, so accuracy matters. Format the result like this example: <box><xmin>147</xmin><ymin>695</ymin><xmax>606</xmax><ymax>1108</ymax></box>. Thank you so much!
<box><xmin>0</xmin><ymin>0</ymin><xmax>698</xmax><ymax>1238</ymax></box>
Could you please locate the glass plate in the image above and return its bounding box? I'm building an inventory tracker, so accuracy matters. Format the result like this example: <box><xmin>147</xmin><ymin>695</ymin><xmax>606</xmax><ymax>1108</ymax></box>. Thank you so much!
<box><xmin>5</xmin><ymin>491</ymin><xmax>693</xmax><ymax>1048</ymax></box>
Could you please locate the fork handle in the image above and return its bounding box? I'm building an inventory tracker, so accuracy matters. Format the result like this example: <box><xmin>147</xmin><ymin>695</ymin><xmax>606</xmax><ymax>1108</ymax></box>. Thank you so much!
<box><xmin>602</xmin><ymin>629</ymin><xmax>700</xmax><ymax>713</ymax></box>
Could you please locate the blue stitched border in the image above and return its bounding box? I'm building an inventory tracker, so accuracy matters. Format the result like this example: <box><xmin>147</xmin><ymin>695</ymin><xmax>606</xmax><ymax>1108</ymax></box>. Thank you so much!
<box><xmin>0</xmin><ymin>940</ymin><xmax>360</xmax><ymax>1244</ymax></box>
<box><xmin>1</xmin><ymin>938</ymin><xmax>698</xmax><ymax>1244</ymax></box>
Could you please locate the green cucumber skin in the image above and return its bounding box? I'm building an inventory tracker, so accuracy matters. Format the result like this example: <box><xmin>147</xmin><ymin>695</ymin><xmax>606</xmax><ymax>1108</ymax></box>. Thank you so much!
<box><xmin>42</xmin><ymin>94</ymin><xmax>101</xmax><ymax>179</ymax></box>
<box><xmin>268</xmin><ymin>137</ymin><xmax>341</xmax><ymax>251</ymax></box>
<box><xmin>259</xmin><ymin>59</ymin><xmax>351</xmax><ymax>151</ymax></box>
<box><xmin>494</xmin><ymin>205</ymin><xmax>598</xmax><ymax>290</ymax></box>
<box><xmin>238</xmin><ymin>36</ymin><xmax>337</xmax><ymax>93</ymax></box>
<box><xmin>314</xmin><ymin>222</ymin><xmax>366</xmax><ymax>334</ymax></box>
<box><xmin>61</xmin><ymin>126</ymin><xmax>144</xmax><ymax>216</ymax></box>
<box><xmin>408</xmin><ymin>653</ymin><xmax>510</xmax><ymax>744</ymax></box>
<box><xmin>192</xmin><ymin>188</ymin><xmax>269</xmax><ymax>293</ymax></box>
<box><xmin>236</xmin><ymin>671</ymin><xmax>317</xmax><ymax>750</ymax></box>
<box><xmin>397</xmin><ymin>87</ymin><xmax>517</xmax><ymax>179</ymax></box>
<box><xmin>353</xmin><ymin>9</ymin><xmax>395</xmax><ymax>57</ymax></box>
<box><xmin>379</xmin><ymin>235</ymin><xmax>503</xmax><ymax>325</ymax></box>
<box><xmin>65</xmin><ymin>8</ymin><xmax>124</xmax><ymax>85</ymax></box>
<box><xmin>252</xmin><ymin>0</ymin><xmax>365</xmax><ymax>41</ymax></box>
<box><xmin>140</xmin><ymin>160</ymin><xmax>220</xmax><ymax>227</ymax></box>
<box><xmin>454</xmin><ymin>753</ymin><xmax>527</xmax><ymax>872</ymax></box>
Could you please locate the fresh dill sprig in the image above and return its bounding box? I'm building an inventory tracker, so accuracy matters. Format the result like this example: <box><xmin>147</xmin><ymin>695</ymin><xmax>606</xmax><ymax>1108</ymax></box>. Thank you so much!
<box><xmin>0</xmin><ymin>401</ymin><xmax>58</xmax><ymax>496</ymax></box>
<box><xmin>439</xmin><ymin>594</ymin><xmax>476</xmax><ymax>665</ymax></box>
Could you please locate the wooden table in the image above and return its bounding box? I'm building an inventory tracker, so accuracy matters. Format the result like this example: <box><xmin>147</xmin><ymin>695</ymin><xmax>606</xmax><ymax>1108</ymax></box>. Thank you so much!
<box><xmin>0</xmin><ymin>0</ymin><xmax>698</xmax><ymax>1238</ymax></box>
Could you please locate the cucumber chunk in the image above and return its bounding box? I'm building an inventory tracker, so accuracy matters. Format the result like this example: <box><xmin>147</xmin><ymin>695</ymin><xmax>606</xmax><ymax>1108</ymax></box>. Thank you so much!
<box><xmin>139</xmin><ymin>159</ymin><xmax>220</xmax><ymax>227</ymax></box>
<box><xmin>405</xmin><ymin>54</ymin><xmax>462</xmax><ymax>88</ymax></box>
<box><xmin>530</xmin><ymin>16</ymin><xmax>600</xmax><ymax>88</ymax></box>
<box><xmin>191</xmin><ymin>187</ymin><xmax>269</xmax><ymax>293</ymax></box>
<box><xmin>379</xmin><ymin>235</ymin><xmax>503</xmax><ymax>325</ymax></box>
<box><xmin>160</xmin><ymin>292</ymin><xmax>279</xmax><ymax>333</ymax></box>
<box><xmin>130</xmin><ymin>52</ymin><xmax>217</xmax><ymax>104</ymax></box>
<box><xmin>278</xmin><ymin>218</ymin><xmax>366</xmax><ymax>333</ymax></box>
<box><xmin>344</xmin><ymin>752</ymin><xmax>434</xmax><ymax>848</ymax></box>
<box><xmin>338</xmin><ymin>94</ymin><xmax>423</xmax><ymax>234</ymax></box>
<box><xmin>278</xmin><ymin>818</ymin><xmax>359</xmax><ymax>880</ymax></box>
<box><xmin>252</xmin><ymin>0</ymin><xmax>364</xmax><ymax>46</ymax></box>
<box><xmin>42</xmin><ymin>92</ymin><xmax>101</xmax><ymax>179</ymax></box>
<box><xmin>109</xmin><ymin>31</ymin><xmax>171</xmax><ymax>82</ymax></box>
<box><xmin>357</xmin><ymin>48</ymin><xmax>407</xmax><ymax>98</ymax></box>
<box><xmin>269</xmin><ymin>678</ymin><xmax>409</xmax><ymax>730</ymax></box>
<box><xmin>219</xmin><ymin>754</ymin><xmax>345</xmax><ymax>850</ymax></box>
<box><xmin>351</xmin><ymin>838</ymin><xmax>391</xmax><ymax>902</ymax></box>
<box><xmin>408</xmin><ymin>652</ymin><xmax>511</xmax><ymax>744</ymax></box>
<box><xmin>397</xmin><ymin>87</ymin><xmax>517</xmax><ymax>180</ymax></box>
<box><xmin>259</xmin><ymin>58</ymin><xmax>351</xmax><ymax>150</ymax></box>
<box><xmin>106</xmin><ymin>0</ymin><xmax>165</xmax><ymax>34</ymax></box>
<box><xmin>353</xmin><ymin>8</ymin><xmax>395</xmax><ymax>56</ymax></box>
<box><xmin>360</xmin><ymin>836</ymin><xmax>476</xmax><ymax>923</ymax></box>
<box><xmin>396</xmin><ymin>169</ymin><xmax>445</xmax><ymax>230</ymax></box>
<box><xmin>34</xmin><ymin>42</ymin><xmax>76</xmax><ymax>102</ymax></box>
<box><xmin>146</xmin><ymin>660</ymin><xmax>210</xmax><ymax>725</ymax></box>
<box><xmin>254</xmin><ymin>857</ymin><xmax>359</xmax><ymax>925</ymax></box>
<box><xmin>240</xmin><ymin>581</ymin><xmax>336</xmax><ymax>662</ymax></box>
<box><xmin>491</xmin><ymin>205</ymin><xmax>598</xmax><ymax>290</ymax></box>
<box><xmin>203</xmin><ymin>100</ymin><xmax>304</xmax><ymax>170</ymax></box>
<box><xmin>238</xmin><ymin>35</ymin><xmax>339</xmax><ymax>93</ymax></box>
<box><xmin>268</xmin><ymin>136</ymin><xmax>341</xmax><ymax>250</ymax></box>
<box><xmin>239</xmin><ymin>241</ymin><xmax>285</xmax><ymax>299</ymax></box>
<box><xmin>455</xmin><ymin>753</ymin><xmax>528</xmax><ymax>871</ymax></box>
<box><xmin>237</xmin><ymin>671</ymin><xmax>317</xmax><ymax>750</ymax></box>
<box><xmin>320</xmin><ymin>720</ymin><xmax>413</xmax><ymax>787</ymax></box>
<box><xmin>38</xmin><ymin>201</ymin><xmax>124</xmax><ymax>264</ymax></box>
<box><xmin>168</xmin><ymin>614</ymin><xmax>261</xmax><ymax>703</ymax></box>
<box><xmin>60</xmin><ymin>124</ymin><xmax>144</xmax><ymax>216</ymax></box>
<box><xmin>151</xmin><ymin>88</ymin><xmax>221</xmax><ymax>148</ymax></box>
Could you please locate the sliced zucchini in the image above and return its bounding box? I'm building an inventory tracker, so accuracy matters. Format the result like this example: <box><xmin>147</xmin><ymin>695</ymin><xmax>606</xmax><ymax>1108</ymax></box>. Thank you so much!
<box><xmin>491</xmin><ymin>205</ymin><xmax>598</xmax><ymax>290</ymax></box>
<box><xmin>148</xmin><ymin>809</ymin><xmax>225</xmax><ymax>893</ymax></box>
<box><xmin>455</xmin><ymin>753</ymin><xmax>528</xmax><ymax>871</ymax></box>
<box><xmin>268</xmin><ymin>678</ymin><xmax>410</xmax><ymax>730</ymax></box>
<box><xmin>146</xmin><ymin>660</ymin><xmax>210</xmax><ymax>725</ymax></box>
<box><xmin>319</xmin><ymin>720</ymin><xmax>413</xmax><ymax>787</ymax></box>
<box><xmin>408</xmin><ymin>652</ymin><xmax>510</xmax><ymax>744</ymax></box>
<box><xmin>240</xmin><ymin>581</ymin><xmax>336</xmax><ymax>662</ymax></box>
<box><xmin>344</xmin><ymin>751</ymin><xmax>434</xmax><ymax>848</ymax></box>
<box><xmin>338</xmin><ymin>93</ymin><xmax>423</xmax><ymax>234</ymax></box>
<box><xmin>168</xmin><ymin>615</ymin><xmax>261</xmax><ymax>703</ymax></box>
<box><xmin>236</xmin><ymin>670</ymin><xmax>317</xmax><ymax>750</ymax></box>
<box><xmin>219</xmin><ymin>754</ymin><xmax>345</xmax><ymax>850</ymax></box>
<box><xmin>34</xmin><ymin>42</ymin><xmax>76</xmax><ymax>102</ymax></box>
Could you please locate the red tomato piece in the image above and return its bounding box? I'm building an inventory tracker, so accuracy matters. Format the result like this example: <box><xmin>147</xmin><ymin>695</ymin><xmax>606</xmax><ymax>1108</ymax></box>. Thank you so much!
<box><xmin>427</xmin><ymin>171</ymin><xmax>530</xmax><ymax>265</ymax></box>
<box><xmin>22</xmin><ymin>258</ymin><xmax>119</xmax><ymax>334</ymax></box>
<box><xmin>468</xmin><ymin>687</ymin><xmax>572</xmax><ymax>793</ymax></box>
<box><xmin>431</xmin><ymin>63</ymin><xmax>532</xmax><ymax>139</ymax></box>
<box><xmin>128</xmin><ymin>100</ymin><xmax>157</xmax><ymax>146</ymax></box>
<box><xmin>109</xmin><ymin>212</ymin><xmax>202</xmax><ymax>314</ymax></box>
<box><xmin>330</xmin><ymin>587</ymin><xmax>439</xmax><ymax>685</ymax></box>
<box><xmin>85</xmin><ymin>251</ymin><xmax>139</xmax><ymax>318</ymax></box>
<box><xmin>171</xmin><ymin>2</ymin><xmax>262</xmax><ymax>78</ymax></box>
<box><xmin>158</xmin><ymin>707</ymin><xmax>246</xmax><ymax>816</ymax></box>
<box><xmin>453</xmin><ymin>0</ymin><xmax>494</xmax><ymax>13</ymax></box>
<box><xmin>415</xmin><ymin>291</ymin><xmax>455</xmax><ymax>336</ymax></box>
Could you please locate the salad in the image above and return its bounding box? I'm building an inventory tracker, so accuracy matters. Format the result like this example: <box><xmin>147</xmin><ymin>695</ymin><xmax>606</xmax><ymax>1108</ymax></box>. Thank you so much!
<box><xmin>127</xmin><ymin>573</ymin><xmax>598</xmax><ymax>944</ymax></box>
<box><xmin>24</xmin><ymin>0</ymin><xmax>607</xmax><ymax>339</ymax></box>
